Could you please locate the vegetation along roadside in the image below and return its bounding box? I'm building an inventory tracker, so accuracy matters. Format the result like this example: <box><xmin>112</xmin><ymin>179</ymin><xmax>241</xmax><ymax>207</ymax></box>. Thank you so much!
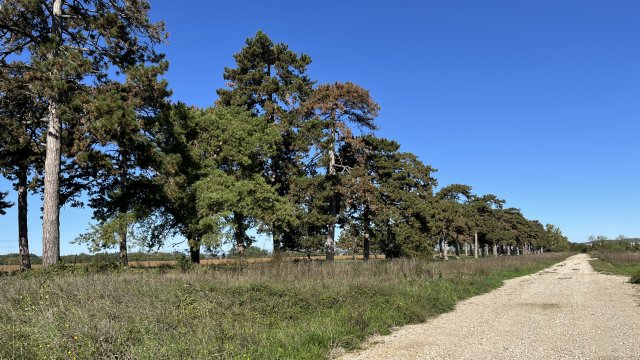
<box><xmin>589</xmin><ymin>251</ymin><xmax>640</xmax><ymax>284</ymax></box>
<box><xmin>0</xmin><ymin>253</ymin><xmax>570</xmax><ymax>359</ymax></box>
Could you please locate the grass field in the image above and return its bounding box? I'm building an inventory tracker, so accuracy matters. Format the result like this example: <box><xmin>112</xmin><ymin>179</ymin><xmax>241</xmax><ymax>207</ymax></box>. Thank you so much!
<box><xmin>0</xmin><ymin>253</ymin><xmax>569</xmax><ymax>359</ymax></box>
<box><xmin>589</xmin><ymin>251</ymin><xmax>640</xmax><ymax>283</ymax></box>
<box><xmin>0</xmin><ymin>254</ymin><xmax>386</xmax><ymax>272</ymax></box>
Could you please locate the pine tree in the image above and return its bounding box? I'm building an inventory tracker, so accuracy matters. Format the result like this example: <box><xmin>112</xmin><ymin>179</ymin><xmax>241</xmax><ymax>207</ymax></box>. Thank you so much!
<box><xmin>151</xmin><ymin>103</ymin><xmax>207</xmax><ymax>263</ymax></box>
<box><xmin>0</xmin><ymin>191</ymin><xmax>11</xmax><ymax>215</ymax></box>
<box><xmin>76</xmin><ymin>63</ymin><xmax>170</xmax><ymax>266</ymax></box>
<box><xmin>302</xmin><ymin>82</ymin><xmax>380</xmax><ymax>261</ymax></box>
<box><xmin>0</xmin><ymin>67</ymin><xmax>47</xmax><ymax>271</ymax></box>
<box><xmin>216</xmin><ymin>31</ymin><xmax>314</xmax><ymax>255</ymax></box>
<box><xmin>0</xmin><ymin>0</ymin><xmax>166</xmax><ymax>266</ymax></box>
<box><xmin>193</xmin><ymin>107</ymin><xmax>284</xmax><ymax>257</ymax></box>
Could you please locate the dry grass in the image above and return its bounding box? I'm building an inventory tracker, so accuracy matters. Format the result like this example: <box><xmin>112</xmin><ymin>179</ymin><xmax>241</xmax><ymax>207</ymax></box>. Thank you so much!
<box><xmin>0</xmin><ymin>253</ymin><xmax>569</xmax><ymax>359</ymax></box>
<box><xmin>0</xmin><ymin>254</ymin><xmax>384</xmax><ymax>272</ymax></box>
<box><xmin>590</xmin><ymin>251</ymin><xmax>640</xmax><ymax>281</ymax></box>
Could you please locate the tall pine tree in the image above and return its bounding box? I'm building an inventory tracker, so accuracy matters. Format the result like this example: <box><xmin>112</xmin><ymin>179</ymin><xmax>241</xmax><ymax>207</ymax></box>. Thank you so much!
<box><xmin>216</xmin><ymin>31</ymin><xmax>314</xmax><ymax>255</ymax></box>
<box><xmin>0</xmin><ymin>0</ymin><xmax>166</xmax><ymax>266</ymax></box>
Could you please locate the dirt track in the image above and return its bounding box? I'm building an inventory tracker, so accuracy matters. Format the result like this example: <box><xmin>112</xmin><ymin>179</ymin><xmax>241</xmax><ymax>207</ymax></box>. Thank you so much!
<box><xmin>338</xmin><ymin>254</ymin><xmax>640</xmax><ymax>360</ymax></box>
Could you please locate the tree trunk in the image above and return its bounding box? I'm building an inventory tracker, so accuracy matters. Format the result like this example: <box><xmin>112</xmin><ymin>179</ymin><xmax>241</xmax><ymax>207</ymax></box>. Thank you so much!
<box><xmin>464</xmin><ymin>242</ymin><xmax>469</xmax><ymax>256</ymax></box>
<box><xmin>17</xmin><ymin>170</ymin><xmax>31</xmax><ymax>271</ymax></box>
<box><xmin>42</xmin><ymin>0</ymin><xmax>63</xmax><ymax>267</ymax></box>
<box><xmin>42</xmin><ymin>99</ymin><xmax>62</xmax><ymax>266</ymax></box>
<box><xmin>363</xmin><ymin>233</ymin><xmax>370</xmax><ymax>261</ymax></box>
<box><xmin>493</xmin><ymin>242</ymin><xmax>498</xmax><ymax>257</ymax></box>
<box><xmin>454</xmin><ymin>236</ymin><xmax>460</xmax><ymax>259</ymax></box>
<box><xmin>118</xmin><ymin>154</ymin><xmax>129</xmax><ymax>267</ymax></box>
<box><xmin>363</xmin><ymin>205</ymin><xmax>371</xmax><ymax>261</ymax></box>
<box><xmin>443</xmin><ymin>235</ymin><xmax>448</xmax><ymax>261</ymax></box>
<box><xmin>507</xmin><ymin>245</ymin><xmax>511</xmax><ymax>255</ymax></box>
<box><xmin>484</xmin><ymin>244</ymin><xmax>489</xmax><ymax>257</ymax></box>
<box><xmin>234</xmin><ymin>212</ymin><xmax>247</xmax><ymax>257</ymax></box>
<box><xmin>325</xmin><ymin>197</ymin><xmax>336</xmax><ymax>262</ymax></box>
<box><xmin>325</xmin><ymin>138</ymin><xmax>337</xmax><ymax>263</ymax></box>
<box><xmin>271</xmin><ymin>227</ymin><xmax>281</xmax><ymax>260</ymax></box>
<box><xmin>474</xmin><ymin>231</ymin><xmax>479</xmax><ymax>259</ymax></box>
<box><xmin>189</xmin><ymin>237</ymin><xmax>200</xmax><ymax>264</ymax></box>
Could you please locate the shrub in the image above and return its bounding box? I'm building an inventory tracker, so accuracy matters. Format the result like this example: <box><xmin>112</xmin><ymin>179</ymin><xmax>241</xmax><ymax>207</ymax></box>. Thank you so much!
<box><xmin>175</xmin><ymin>253</ymin><xmax>192</xmax><ymax>272</ymax></box>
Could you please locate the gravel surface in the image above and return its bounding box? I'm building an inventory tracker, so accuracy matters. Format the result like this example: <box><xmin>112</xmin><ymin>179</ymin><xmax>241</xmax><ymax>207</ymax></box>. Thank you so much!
<box><xmin>337</xmin><ymin>254</ymin><xmax>640</xmax><ymax>360</ymax></box>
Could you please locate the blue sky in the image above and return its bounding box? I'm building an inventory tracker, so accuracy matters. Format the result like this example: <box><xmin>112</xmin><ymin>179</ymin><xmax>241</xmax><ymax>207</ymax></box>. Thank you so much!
<box><xmin>1</xmin><ymin>0</ymin><xmax>639</xmax><ymax>255</ymax></box>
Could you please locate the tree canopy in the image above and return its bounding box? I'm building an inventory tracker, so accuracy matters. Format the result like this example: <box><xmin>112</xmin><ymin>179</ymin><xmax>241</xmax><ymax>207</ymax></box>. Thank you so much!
<box><xmin>0</xmin><ymin>24</ymin><xmax>570</xmax><ymax>267</ymax></box>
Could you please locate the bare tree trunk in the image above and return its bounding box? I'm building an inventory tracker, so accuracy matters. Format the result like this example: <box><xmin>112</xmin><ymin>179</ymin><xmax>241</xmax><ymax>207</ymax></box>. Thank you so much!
<box><xmin>474</xmin><ymin>231</ymin><xmax>479</xmax><ymax>259</ymax></box>
<box><xmin>363</xmin><ymin>205</ymin><xmax>371</xmax><ymax>261</ymax></box>
<box><xmin>118</xmin><ymin>155</ymin><xmax>128</xmax><ymax>267</ymax></box>
<box><xmin>464</xmin><ymin>242</ymin><xmax>469</xmax><ymax>256</ymax></box>
<box><xmin>507</xmin><ymin>245</ymin><xmax>511</xmax><ymax>255</ymax></box>
<box><xmin>454</xmin><ymin>236</ymin><xmax>460</xmax><ymax>259</ymax></box>
<box><xmin>363</xmin><ymin>233</ymin><xmax>370</xmax><ymax>261</ymax></box>
<box><xmin>271</xmin><ymin>227</ymin><xmax>281</xmax><ymax>260</ymax></box>
<box><xmin>42</xmin><ymin>0</ymin><xmax>63</xmax><ymax>267</ymax></box>
<box><xmin>234</xmin><ymin>212</ymin><xmax>247</xmax><ymax>257</ymax></box>
<box><xmin>17</xmin><ymin>170</ymin><xmax>31</xmax><ymax>271</ymax></box>
<box><xmin>325</xmin><ymin>202</ymin><xmax>336</xmax><ymax>262</ymax></box>
<box><xmin>42</xmin><ymin>100</ymin><xmax>62</xmax><ymax>266</ymax></box>
<box><xmin>493</xmin><ymin>242</ymin><xmax>498</xmax><ymax>257</ymax></box>
<box><xmin>443</xmin><ymin>235</ymin><xmax>448</xmax><ymax>261</ymax></box>
<box><xmin>325</xmin><ymin>142</ymin><xmax>337</xmax><ymax>263</ymax></box>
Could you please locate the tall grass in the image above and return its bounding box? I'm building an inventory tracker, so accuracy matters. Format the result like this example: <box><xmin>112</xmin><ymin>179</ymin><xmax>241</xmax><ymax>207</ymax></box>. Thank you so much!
<box><xmin>0</xmin><ymin>253</ymin><xmax>569</xmax><ymax>359</ymax></box>
<box><xmin>590</xmin><ymin>251</ymin><xmax>640</xmax><ymax>283</ymax></box>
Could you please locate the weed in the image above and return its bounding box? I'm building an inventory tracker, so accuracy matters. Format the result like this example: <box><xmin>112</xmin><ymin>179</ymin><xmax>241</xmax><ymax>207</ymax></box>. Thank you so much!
<box><xmin>0</xmin><ymin>253</ymin><xmax>569</xmax><ymax>359</ymax></box>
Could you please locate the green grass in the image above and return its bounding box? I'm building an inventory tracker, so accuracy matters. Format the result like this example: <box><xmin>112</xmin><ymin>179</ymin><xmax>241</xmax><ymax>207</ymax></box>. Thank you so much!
<box><xmin>0</xmin><ymin>253</ymin><xmax>570</xmax><ymax>359</ymax></box>
<box><xmin>589</xmin><ymin>251</ymin><xmax>640</xmax><ymax>284</ymax></box>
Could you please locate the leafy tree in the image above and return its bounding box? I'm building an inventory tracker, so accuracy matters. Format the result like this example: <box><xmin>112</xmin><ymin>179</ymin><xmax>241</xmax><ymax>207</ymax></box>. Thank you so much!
<box><xmin>74</xmin><ymin>62</ymin><xmax>169</xmax><ymax>266</ymax></box>
<box><xmin>433</xmin><ymin>184</ymin><xmax>473</xmax><ymax>260</ymax></box>
<box><xmin>0</xmin><ymin>0</ymin><xmax>166</xmax><ymax>266</ymax></box>
<box><xmin>468</xmin><ymin>194</ymin><xmax>505</xmax><ymax>256</ymax></box>
<box><xmin>216</xmin><ymin>31</ymin><xmax>314</xmax><ymax>255</ymax></box>
<box><xmin>193</xmin><ymin>107</ymin><xmax>285</xmax><ymax>257</ymax></box>
<box><xmin>370</xmin><ymin>148</ymin><xmax>437</xmax><ymax>258</ymax></box>
<box><xmin>149</xmin><ymin>103</ymin><xmax>208</xmax><ymax>263</ymax></box>
<box><xmin>302</xmin><ymin>82</ymin><xmax>380</xmax><ymax>261</ymax></box>
<box><xmin>338</xmin><ymin>136</ymin><xmax>437</xmax><ymax>260</ymax></box>
<box><xmin>544</xmin><ymin>224</ymin><xmax>569</xmax><ymax>252</ymax></box>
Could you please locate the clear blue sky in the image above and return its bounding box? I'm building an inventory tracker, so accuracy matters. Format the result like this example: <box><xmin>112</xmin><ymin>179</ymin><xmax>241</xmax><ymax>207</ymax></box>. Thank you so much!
<box><xmin>1</xmin><ymin>0</ymin><xmax>639</xmax><ymax>255</ymax></box>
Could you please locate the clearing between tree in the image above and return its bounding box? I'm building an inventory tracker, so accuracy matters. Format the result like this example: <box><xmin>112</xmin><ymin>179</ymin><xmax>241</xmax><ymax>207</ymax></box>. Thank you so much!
<box><xmin>337</xmin><ymin>254</ymin><xmax>640</xmax><ymax>360</ymax></box>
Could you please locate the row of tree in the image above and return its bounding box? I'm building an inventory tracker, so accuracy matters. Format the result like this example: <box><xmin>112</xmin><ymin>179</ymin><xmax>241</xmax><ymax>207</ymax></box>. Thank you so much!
<box><xmin>0</xmin><ymin>1</ymin><xmax>568</xmax><ymax>271</ymax></box>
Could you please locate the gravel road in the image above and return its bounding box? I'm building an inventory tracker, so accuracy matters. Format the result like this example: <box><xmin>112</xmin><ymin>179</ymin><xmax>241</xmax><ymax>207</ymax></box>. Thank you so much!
<box><xmin>337</xmin><ymin>254</ymin><xmax>640</xmax><ymax>360</ymax></box>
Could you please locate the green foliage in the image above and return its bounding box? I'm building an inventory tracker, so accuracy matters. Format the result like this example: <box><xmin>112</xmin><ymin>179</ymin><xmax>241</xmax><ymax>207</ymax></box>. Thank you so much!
<box><xmin>0</xmin><ymin>191</ymin><xmax>11</xmax><ymax>215</ymax></box>
<box><xmin>228</xmin><ymin>245</ymin><xmax>270</xmax><ymax>258</ymax></box>
<box><xmin>217</xmin><ymin>31</ymin><xmax>315</xmax><ymax>253</ymax></box>
<box><xmin>193</xmin><ymin>106</ymin><xmax>286</xmax><ymax>254</ymax></box>
<box><xmin>175</xmin><ymin>253</ymin><xmax>192</xmax><ymax>272</ymax></box>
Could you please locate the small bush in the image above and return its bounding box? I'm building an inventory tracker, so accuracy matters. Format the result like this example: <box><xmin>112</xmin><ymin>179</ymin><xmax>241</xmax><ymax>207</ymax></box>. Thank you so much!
<box><xmin>175</xmin><ymin>253</ymin><xmax>192</xmax><ymax>272</ymax></box>
<box><xmin>630</xmin><ymin>273</ymin><xmax>640</xmax><ymax>284</ymax></box>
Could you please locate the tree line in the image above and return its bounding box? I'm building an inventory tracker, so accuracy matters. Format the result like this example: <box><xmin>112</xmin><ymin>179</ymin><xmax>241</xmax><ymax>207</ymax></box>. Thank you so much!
<box><xmin>0</xmin><ymin>1</ymin><xmax>569</xmax><ymax>271</ymax></box>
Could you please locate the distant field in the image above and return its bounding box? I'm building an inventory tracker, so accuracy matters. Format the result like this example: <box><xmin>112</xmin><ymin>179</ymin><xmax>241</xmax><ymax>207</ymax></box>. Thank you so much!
<box><xmin>0</xmin><ymin>254</ymin><xmax>383</xmax><ymax>272</ymax></box>
<box><xmin>0</xmin><ymin>253</ymin><xmax>569</xmax><ymax>359</ymax></box>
